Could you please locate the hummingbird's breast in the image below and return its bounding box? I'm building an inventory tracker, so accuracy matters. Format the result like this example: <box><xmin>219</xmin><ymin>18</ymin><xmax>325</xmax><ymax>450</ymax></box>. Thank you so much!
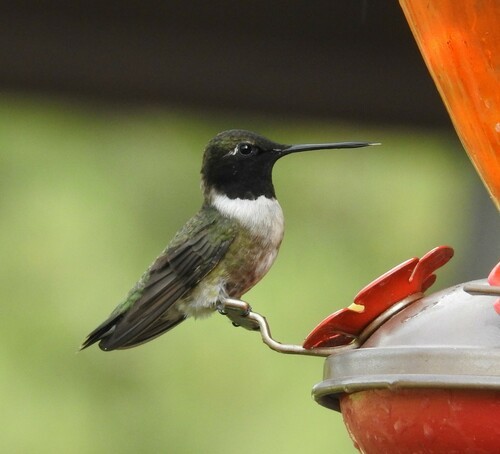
<box><xmin>211</xmin><ymin>193</ymin><xmax>285</xmax><ymax>297</ymax></box>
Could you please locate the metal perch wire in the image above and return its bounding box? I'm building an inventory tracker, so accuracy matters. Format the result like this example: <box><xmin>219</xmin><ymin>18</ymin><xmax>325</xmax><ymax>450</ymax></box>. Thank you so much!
<box><xmin>217</xmin><ymin>297</ymin><xmax>357</xmax><ymax>357</ymax></box>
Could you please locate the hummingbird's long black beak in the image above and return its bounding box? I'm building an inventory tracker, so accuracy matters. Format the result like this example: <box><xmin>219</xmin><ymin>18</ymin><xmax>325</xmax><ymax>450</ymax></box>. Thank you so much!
<box><xmin>279</xmin><ymin>141</ymin><xmax>379</xmax><ymax>156</ymax></box>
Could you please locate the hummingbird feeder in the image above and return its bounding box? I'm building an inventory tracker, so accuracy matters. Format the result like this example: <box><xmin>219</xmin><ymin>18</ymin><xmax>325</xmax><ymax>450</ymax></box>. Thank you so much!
<box><xmin>219</xmin><ymin>248</ymin><xmax>500</xmax><ymax>453</ymax></box>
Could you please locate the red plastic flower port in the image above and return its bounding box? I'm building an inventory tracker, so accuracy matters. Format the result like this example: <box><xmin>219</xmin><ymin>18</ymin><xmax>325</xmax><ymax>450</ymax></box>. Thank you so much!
<box><xmin>488</xmin><ymin>262</ymin><xmax>500</xmax><ymax>314</ymax></box>
<box><xmin>303</xmin><ymin>246</ymin><xmax>454</xmax><ymax>349</ymax></box>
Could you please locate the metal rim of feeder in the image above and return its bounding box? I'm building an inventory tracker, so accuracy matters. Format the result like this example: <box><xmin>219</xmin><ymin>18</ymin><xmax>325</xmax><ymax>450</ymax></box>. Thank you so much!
<box><xmin>313</xmin><ymin>347</ymin><xmax>500</xmax><ymax>411</ymax></box>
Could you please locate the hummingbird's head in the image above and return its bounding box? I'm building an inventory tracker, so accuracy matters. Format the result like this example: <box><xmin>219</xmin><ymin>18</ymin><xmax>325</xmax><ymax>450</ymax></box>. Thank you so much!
<box><xmin>201</xmin><ymin>129</ymin><xmax>376</xmax><ymax>200</ymax></box>
<box><xmin>202</xmin><ymin>130</ymin><xmax>284</xmax><ymax>200</ymax></box>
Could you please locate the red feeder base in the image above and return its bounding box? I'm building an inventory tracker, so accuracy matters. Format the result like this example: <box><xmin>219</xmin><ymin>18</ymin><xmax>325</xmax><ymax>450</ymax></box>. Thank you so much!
<box><xmin>340</xmin><ymin>388</ymin><xmax>500</xmax><ymax>454</ymax></box>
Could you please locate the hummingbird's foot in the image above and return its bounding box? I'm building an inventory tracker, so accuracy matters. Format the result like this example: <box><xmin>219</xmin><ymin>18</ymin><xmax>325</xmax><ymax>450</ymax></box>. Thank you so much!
<box><xmin>217</xmin><ymin>298</ymin><xmax>260</xmax><ymax>331</ymax></box>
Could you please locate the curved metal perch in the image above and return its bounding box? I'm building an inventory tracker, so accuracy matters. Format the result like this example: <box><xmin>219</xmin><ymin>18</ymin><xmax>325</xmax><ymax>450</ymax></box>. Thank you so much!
<box><xmin>217</xmin><ymin>298</ymin><xmax>358</xmax><ymax>357</ymax></box>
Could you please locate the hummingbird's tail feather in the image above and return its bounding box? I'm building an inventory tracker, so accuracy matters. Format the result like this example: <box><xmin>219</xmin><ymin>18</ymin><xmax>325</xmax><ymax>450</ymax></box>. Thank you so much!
<box><xmin>115</xmin><ymin>315</ymin><xmax>187</xmax><ymax>349</ymax></box>
<box><xmin>81</xmin><ymin>313</ymin><xmax>187</xmax><ymax>351</ymax></box>
<box><xmin>80</xmin><ymin>313</ymin><xmax>124</xmax><ymax>351</ymax></box>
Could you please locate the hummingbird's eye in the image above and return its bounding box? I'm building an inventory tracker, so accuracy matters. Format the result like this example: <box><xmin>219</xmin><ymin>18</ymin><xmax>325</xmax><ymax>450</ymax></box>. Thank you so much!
<box><xmin>236</xmin><ymin>143</ymin><xmax>257</xmax><ymax>156</ymax></box>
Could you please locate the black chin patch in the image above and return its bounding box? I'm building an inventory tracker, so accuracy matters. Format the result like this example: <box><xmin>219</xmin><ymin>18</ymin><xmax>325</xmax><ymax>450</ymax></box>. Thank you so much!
<box><xmin>204</xmin><ymin>151</ymin><xmax>278</xmax><ymax>200</ymax></box>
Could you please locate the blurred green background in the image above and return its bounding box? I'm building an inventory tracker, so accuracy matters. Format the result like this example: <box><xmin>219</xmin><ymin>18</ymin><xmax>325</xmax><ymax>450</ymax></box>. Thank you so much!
<box><xmin>0</xmin><ymin>92</ymin><xmax>493</xmax><ymax>453</ymax></box>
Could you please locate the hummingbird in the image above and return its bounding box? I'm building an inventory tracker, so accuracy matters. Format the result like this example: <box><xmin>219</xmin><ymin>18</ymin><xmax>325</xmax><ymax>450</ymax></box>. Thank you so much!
<box><xmin>81</xmin><ymin>130</ymin><xmax>375</xmax><ymax>351</ymax></box>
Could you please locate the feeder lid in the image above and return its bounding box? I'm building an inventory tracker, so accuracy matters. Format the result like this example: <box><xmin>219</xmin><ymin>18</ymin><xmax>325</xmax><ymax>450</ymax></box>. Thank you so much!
<box><xmin>313</xmin><ymin>279</ymin><xmax>500</xmax><ymax>411</ymax></box>
<box><xmin>363</xmin><ymin>279</ymin><xmax>500</xmax><ymax>348</ymax></box>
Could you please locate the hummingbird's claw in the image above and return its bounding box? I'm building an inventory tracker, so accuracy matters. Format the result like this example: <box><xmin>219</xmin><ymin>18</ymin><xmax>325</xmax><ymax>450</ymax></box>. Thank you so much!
<box><xmin>218</xmin><ymin>298</ymin><xmax>260</xmax><ymax>331</ymax></box>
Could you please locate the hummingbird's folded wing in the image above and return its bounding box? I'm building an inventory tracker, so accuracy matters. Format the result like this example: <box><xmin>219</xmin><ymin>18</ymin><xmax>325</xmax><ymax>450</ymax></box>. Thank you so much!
<box><xmin>81</xmin><ymin>209</ymin><xmax>236</xmax><ymax>351</ymax></box>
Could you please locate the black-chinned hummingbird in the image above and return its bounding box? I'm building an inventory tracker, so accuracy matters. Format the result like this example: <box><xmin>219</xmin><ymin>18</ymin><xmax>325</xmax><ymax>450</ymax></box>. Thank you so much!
<box><xmin>81</xmin><ymin>130</ymin><xmax>375</xmax><ymax>351</ymax></box>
